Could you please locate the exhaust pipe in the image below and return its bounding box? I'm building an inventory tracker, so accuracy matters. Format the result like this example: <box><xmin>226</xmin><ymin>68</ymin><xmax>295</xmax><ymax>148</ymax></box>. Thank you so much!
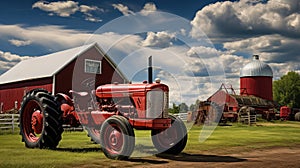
<box><xmin>148</xmin><ymin>56</ymin><xmax>153</xmax><ymax>83</ymax></box>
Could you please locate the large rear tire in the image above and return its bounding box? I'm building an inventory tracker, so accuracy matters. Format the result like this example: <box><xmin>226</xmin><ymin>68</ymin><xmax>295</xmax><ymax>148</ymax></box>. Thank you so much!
<box><xmin>100</xmin><ymin>116</ymin><xmax>135</xmax><ymax>160</ymax></box>
<box><xmin>151</xmin><ymin>115</ymin><xmax>187</xmax><ymax>154</ymax></box>
<box><xmin>19</xmin><ymin>89</ymin><xmax>63</xmax><ymax>149</ymax></box>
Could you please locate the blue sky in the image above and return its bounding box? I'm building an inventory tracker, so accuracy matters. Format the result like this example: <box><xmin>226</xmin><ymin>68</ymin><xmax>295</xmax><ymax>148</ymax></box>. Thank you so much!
<box><xmin>0</xmin><ymin>0</ymin><xmax>224</xmax><ymax>56</ymax></box>
<box><xmin>0</xmin><ymin>0</ymin><xmax>299</xmax><ymax>104</ymax></box>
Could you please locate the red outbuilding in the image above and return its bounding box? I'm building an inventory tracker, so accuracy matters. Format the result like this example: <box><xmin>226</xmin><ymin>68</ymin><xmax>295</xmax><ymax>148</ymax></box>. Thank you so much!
<box><xmin>0</xmin><ymin>43</ymin><xmax>127</xmax><ymax>113</ymax></box>
<box><xmin>196</xmin><ymin>55</ymin><xmax>276</xmax><ymax>123</ymax></box>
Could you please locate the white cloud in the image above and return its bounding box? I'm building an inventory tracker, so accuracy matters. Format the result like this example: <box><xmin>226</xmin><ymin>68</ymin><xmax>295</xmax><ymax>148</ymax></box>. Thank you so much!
<box><xmin>142</xmin><ymin>31</ymin><xmax>175</xmax><ymax>48</ymax></box>
<box><xmin>0</xmin><ymin>51</ymin><xmax>31</xmax><ymax>62</ymax></box>
<box><xmin>223</xmin><ymin>34</ymin><xmax>300</xmax><ymax>63</ymax></box>
<box><xmin>0</xmin><ymin>24</ymin><xmax>90</xmax><ymax>50</ymax></box>
<box><xmin>223</xmin><ymin>35</ymin><xmax>283</xmax><ymax>53</ymax></box>
<box><xmin>191</xmin><ymin>0</ymin><xmax>300</xmax><ymax>39</ymax></box>
<box><xmin>219</xmin><ymin>54</ymin><xmax>249</xmax><ymax>78</ymax></box>
<box><xmin>269</xmin><ymin>62</ymin><xmax>300</xmax><ymax>80</ymax></box>
<box><xmin>112</xmin><ymin>3</ymin><xmax>134</xmax><ymax>16</ymax></box>
<box><xmin>32</xmin><ymin>1</ymin><xmax>79</xmax><ymax>17</ymax></box>
<box><xmin>157</xmin><ymin>71</ymin><xmax>203</xmax><ymax>105</ymax></box>
<box><xmin>0</xmin><ymin>50</ymin><xmax>32</xmax><ymax>73</ymax></box>
<box><xmin>9</xmin><ymin>39</ymin><xmax>32</xmax><ymax>47</ymax></box>
<box><xmin>156</xmin><ymin>70</ymin><xmax>226</xmax><ymax>104</ymax></box>
<box><xmin>32</xmin><ymin>1</ymin><xmax>103</xmax><ymax>22</ymax></box>
<box><xmin>79</xmin><ymin>5</ymin><xmax>100</xmax><ymax>13</ymax></box>
<box><xmin>187</xmin><ymin>46</ymin><xmax>221</xmax><ymax>58</ymax></box>
<box><xmin>140</xmin><ymin>2</ymin><xmax>157</xmax><ymax>15</ymax></box>
<box><xmin>79</xmin><ymin>5</ymin><xmax>102</xmax><ymax>22</ymax></box>
<box><xmin>0</xmin><ymin>61</ymin><xmax>16</xmax><ymax>74</ymax></box>
<box><xmin>84</xmin><ymin>17</ymin><xmax>102</xmax><ymax>22</ymax></box>
<box><xmin>112</xmin><ymin>2</ymin><xmax>157</xmax><ymax>16</ymax></box>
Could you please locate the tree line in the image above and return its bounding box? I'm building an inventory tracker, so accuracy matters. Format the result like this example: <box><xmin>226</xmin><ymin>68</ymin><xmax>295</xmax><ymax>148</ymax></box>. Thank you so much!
<box><xmin>273</xmin><ymin>71</ymin><xmax>300</xmax><ymax>108</ymax></box>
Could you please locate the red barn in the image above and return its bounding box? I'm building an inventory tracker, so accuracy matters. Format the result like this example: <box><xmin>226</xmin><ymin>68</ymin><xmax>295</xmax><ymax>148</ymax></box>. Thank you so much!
<box><xmin>0</xmin><ymin>43</ymin><xmax>127</xmax><ymax>113</ymax></box>
<box><xmin>204</xmin><ymin>84</ymin><xmax>277</xmax><ymax>122</ymax></box>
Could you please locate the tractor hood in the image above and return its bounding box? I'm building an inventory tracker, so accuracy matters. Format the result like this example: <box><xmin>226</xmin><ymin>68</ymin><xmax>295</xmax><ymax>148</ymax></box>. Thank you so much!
<box><xmin>96</xmin><ymin>82</ymin><xmax>169</xmax><ymax>98</ymax></box>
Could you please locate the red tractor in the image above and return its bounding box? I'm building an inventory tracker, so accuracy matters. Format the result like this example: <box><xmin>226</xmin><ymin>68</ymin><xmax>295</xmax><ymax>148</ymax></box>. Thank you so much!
<box><xmin>19</xmin><ymin>57</ymin><xmax>187</xmax><ymax>160</ymax></box>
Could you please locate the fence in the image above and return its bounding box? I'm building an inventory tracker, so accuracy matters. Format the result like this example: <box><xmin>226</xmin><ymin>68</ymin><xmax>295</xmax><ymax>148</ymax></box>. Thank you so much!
<box><xmin>63</xmin><ymin>124</ymin><xmax>84</xmax><ymax>132</ymax></box>
<box><xmin>0</xmin><ymin>114</ymin><xmax>19</xmax><ymax>134</ymax></box>
<box><xmin>0</xmin><ymin>114</ymin><xmax>84</xmax><ymax>134</ymax></box>
<box><xmin>239</xmin><ymin>114</ymin><xmax>257</xmax><ymax>125</ymax></box>
<box><xmin>174</xmin><ymin>113</ymin><xmax>188</xmax><ymax>122</ymax></box>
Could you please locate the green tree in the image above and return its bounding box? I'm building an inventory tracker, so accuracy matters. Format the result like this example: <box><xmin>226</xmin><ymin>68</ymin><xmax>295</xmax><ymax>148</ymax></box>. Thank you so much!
<box><xmin>179</xmin><ymin>103</ymin><xmax>189</xmax><ymax>113</ymax></box>
<box><xmin>169</xmin><ymin>103</ymin><xmax>179</xmax><ymax>114</ymax></box>
<box><xmin>190</xmin><ymin>99</ymin><xmax>201</xmax><ymax>112</ymax></box>
<box><xmin>273</xmin><ymin>71</ymin><xmax>300</xmax><ymax>108</ymax></box>
<box><xmin>169</xmin><ymin>103</ymin><xmax>189</xmax><ymax>113</ymax></box>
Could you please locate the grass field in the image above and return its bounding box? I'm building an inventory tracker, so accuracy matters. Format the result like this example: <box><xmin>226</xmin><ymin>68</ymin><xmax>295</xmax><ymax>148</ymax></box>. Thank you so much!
<box><xmin>0</xmin><ymin>121</ymin><xmax>300</xmax><ymax>168</ymax></box>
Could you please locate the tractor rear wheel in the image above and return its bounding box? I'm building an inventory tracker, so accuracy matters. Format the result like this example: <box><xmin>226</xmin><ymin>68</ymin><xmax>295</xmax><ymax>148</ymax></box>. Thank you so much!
<box><xmin>151</xmin><ymin>115</ymin><xmax>187</xmax><ymax>154</ymax></box>
<box><xmin>100</xmin><ymin>116</ymin><xmax>135</xmax><ymax>160</ymax></box>
<box><xmin>19</xmin><ymin>89</ymin><xmax>63</xmax><ymax>149</ymax></box>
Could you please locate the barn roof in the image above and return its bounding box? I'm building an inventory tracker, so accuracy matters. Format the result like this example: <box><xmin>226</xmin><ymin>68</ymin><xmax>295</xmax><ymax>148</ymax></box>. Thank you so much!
<box><xmin>0</xmin><ymin>43</ymin><xmax>123</xmax><ymax>85</ymax></box>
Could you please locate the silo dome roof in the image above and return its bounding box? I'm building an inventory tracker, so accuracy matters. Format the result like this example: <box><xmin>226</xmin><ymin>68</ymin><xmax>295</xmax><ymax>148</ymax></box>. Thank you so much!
<box><xmin>240</xmin><ymin>55</ymin><xmax>273</xmax><ymax>77</ymax></box>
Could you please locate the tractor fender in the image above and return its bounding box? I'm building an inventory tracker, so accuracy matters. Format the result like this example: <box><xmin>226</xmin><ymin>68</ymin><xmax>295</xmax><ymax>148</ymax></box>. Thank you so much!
<box><xmin>56</xmin><ymin>93</ymin><xmax>74</xmax><ymax>106</ymax></box>
<box><xmin>55</xmin><ymin>93</ymin><xmax>80</xmax><ymax>127</ymax></box>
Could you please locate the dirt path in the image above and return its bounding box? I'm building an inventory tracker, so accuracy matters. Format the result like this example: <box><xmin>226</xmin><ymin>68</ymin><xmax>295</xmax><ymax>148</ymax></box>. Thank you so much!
<box><xmin>129</xmin><ymin>146</ymin><xmax>300</xmax><ymax>168</ymax></box>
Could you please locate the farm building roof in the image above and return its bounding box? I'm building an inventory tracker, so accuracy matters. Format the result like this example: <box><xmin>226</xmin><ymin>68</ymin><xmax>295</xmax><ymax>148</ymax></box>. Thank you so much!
<box><xmin>240</xmin><ymin>55</ymin><xmax>273</xmax><ymax>77</ymax></box>
<box><xmin>0</xmin><ymin>43</ymin><xmax>108</xmax><ymax>85</ymax></box>
<box><xmin>230</xmin><ymin>94</ymin><xmax>275</xmax><ymax>107</ymax></box>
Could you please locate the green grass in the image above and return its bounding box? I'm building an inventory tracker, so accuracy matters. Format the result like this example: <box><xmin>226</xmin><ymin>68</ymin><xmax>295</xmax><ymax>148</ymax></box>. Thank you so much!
<box><xmin>0</xmin><ymin>131</ymin><xmax>101</xmax><ymax>168</ymax></box>
<box><xmin>186</xmin><ymin>121</ymin><xmax>300</xmax><ymax>153</ymax></box>
<box><xmin>0</xmin><ymin>121</ymin><xmax>300</xmax><ymax>167</ymax></box>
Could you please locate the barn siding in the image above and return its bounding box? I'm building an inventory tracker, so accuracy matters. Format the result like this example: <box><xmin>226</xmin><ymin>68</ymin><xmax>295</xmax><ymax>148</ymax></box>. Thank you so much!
<box><xmin>0</xmin><ymin>77</ymin><xmax>52</xmax><ymax>112</ymax></box>
<box><xmin>55</xmin><ymin>46</ymin><xmax>126</xmax><ymax>95</ymax></box>
<box><xmin>0</xmin><ymin>45</ymin><xmax>126</xmax><ymax>113</ymax></box>
<box><xmin>208</xmin><ymin>90</ymin><xmax>239</xmax><ymax>111</ymax></box>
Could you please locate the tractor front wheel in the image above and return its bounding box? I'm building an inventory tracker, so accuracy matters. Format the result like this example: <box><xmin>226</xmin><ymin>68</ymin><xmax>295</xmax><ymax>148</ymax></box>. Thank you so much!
<box><xmin>19</xmin><ymin>89</ymin><xmax>63</xmax><ymax>149</ymax></box>
<box><xmin>100</xmin><ymin>116</ymin><xmax>135</xmax><ymax>160</ymax></box>
<box><xmin>151</xmin><ymin>115</ymin><xmax>187</xmax><ymax>154</ymax></box>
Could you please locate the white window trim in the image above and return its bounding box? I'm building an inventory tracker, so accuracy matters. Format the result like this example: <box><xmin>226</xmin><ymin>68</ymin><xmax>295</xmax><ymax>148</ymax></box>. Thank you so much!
<box><xmin>85</xmin><ymin>59</ymin><xmax>102</xmax><ymax>74</ymax></box>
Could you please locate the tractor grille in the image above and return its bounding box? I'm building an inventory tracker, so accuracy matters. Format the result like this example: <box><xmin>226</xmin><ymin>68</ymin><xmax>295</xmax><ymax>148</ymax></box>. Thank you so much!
<box><xmin>146</xmin><ymin>90</ymin><xmax>168</xmax><ymax>118</ymax></box>
<box><xmin>163</xmin><ymin>92</ymin><xmax>169</xmax><ymax>118</ymax></box>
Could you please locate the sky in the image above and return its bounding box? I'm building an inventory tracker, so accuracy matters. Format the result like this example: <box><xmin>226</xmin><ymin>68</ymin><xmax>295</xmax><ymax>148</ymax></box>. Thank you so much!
<box><xmin>0</xmin><ymin>0</ymin><xmax>299</xmax><ymax>105</ymax></box>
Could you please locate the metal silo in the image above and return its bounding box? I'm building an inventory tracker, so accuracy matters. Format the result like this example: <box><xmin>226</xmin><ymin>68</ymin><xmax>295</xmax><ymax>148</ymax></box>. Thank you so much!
<box><xmin>240</xmin><ymin>55</ymin><xmax>273</xmax><ymax>101</ymax></box>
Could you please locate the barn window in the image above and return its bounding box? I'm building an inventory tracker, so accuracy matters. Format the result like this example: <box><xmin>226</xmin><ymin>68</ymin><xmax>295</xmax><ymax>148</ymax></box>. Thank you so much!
<box><xmin>85</xmin><ymin>59</ymin><xmax>101</xmax><ymax>74</ymax></box>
